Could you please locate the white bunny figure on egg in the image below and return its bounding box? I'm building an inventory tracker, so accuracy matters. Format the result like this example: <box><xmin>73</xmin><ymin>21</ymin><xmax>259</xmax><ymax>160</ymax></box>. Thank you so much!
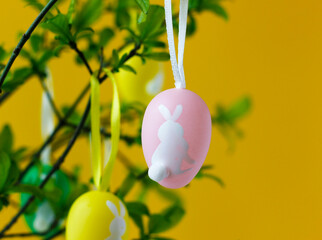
<box><xmin>106</xmin><ymin>200</ymin><xmax>126</xmax><ymax>240</ymax></box>
<box><xmin>148</xmin><ymin>104</ymin><xmax>195</xmax><ymax>182</ymax></box>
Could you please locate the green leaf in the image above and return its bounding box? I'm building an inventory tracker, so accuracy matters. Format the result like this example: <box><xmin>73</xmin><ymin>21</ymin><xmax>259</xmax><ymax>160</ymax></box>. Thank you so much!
<box><xmin>11</xmin><ymin>147</ymin><xmax>28</xmax><ymax>161</ymax></box>
<box><xmin>0</xmin><ymin>125</ymin><xmax>13</xmax><ymax>153</ymax></box>
<box><xmin>2</xmin><ymin>67</ymin><xmax>33</xmax><ymax>92</ymax></box>
<box><xmin>226</xmin><ymin>97</ymin><xmax>252</xmax><ymax>123</ymax></box>
<box><xmin>42</xmin><ymin>14</ymin><xmax>73</xmax><ymax>43</ymax></box>
<box><xmin>22</xmin><ymin>0</ymin><xmax>45</xmax><ymax>12</ymax></box>
<box><xmin>73</xmin><ymin>0</ymin><xmax>104</xmax><ymax>31</ymax></box>
<box><xmin>126</xmin><ymin>201</ymin><xmax>150</xmax><ymax>216</ymax></box>
<box><xmin>120</xmin><ymin>65</ymin><xmax>137</xmax><ymax>74</ymax></box>
<box><xmin>203</xmin><ymin>3</ymin><xmax>229</xmax><ymax>21</ymax></box>
<box><xmin>139</xmin><ymin>5</ymin><xmax>165</xmax><ymax>40</ymax></box>
<box><xmin>112</xmin><ymin>49</ymin><xmax>120</xmax><ymax>68</ymax></box>
<box><xmin>129</xmin><ymin>212</ymin><xmax>145</xmax><ymax>236</ymax></box>
<box><xmin>143</xmin><ymin>52</ymin><xmax>170</xmax><ymax>61</ymax></box>
<box><xmin>9</xmin><ymin>184</ymin><xmax>46</xmax><ymax>199</ymax></box>
<box><xmin>138</xmin><ymin>11</ymin><xmax>147</xmax><ymax>24</ymax></box>
<box><xmin>67</xmin><ymin>0</ymin><xmax>77</xmax><ymax>24</ymax></box>
<box><xmin>149</xmin><ymin>205</ymin><xmax>185</xmax><ymax>234</ymax></box>
<box><xmin>3</xmin><ymin>160</ymin><xmax>19</xmax><ymax>190</ymax></box>
<box><xmin>30</xmin><ymin>34</ymin><xmax>44</xmax><ymax>53</ymax></box>
<box><xmin>99</xmin><ymin>28</ymin><xmax>114</xmax><ymax>47</ymax></box>
<box><xmin>0</xmin><ymin>46</ymin><xmax>7</xmax><ymax>62</ymax></box>
<box><xmin>0</xmin><ymin>152</ymin><xmax>11</xmax><ymax>192</ymax></box>
<box><xmin>144</xmin><ymin>40</ymin><xmax>166</xmax><ymax>48</ymax></box>
<box><xmin>116</xmin><ymin>173</ymin><xmax>136</xmax><ymax>199</ymax></box>
<box><xmin>195</xmin><ymin>167</ymin><xmax>225</xmax><ymax>187</ymax></box>
<box><xmin>135</xmin><ymin>0</ymin><xmax>150</xmax><ymax>14</ymax></box>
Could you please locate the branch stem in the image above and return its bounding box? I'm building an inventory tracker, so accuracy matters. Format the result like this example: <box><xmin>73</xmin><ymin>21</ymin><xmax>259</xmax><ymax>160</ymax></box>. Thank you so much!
<box><xmin>0</xmin><ymin>0</ymin><xmax>59</xmax><ymax>92</ymax></box>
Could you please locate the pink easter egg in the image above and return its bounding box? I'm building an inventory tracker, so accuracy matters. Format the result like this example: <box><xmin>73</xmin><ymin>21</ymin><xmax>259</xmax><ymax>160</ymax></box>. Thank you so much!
<box><xmin>142</xmin><ymin>88</ymin><xmax>212</xmax><ymax>189</ymax></box>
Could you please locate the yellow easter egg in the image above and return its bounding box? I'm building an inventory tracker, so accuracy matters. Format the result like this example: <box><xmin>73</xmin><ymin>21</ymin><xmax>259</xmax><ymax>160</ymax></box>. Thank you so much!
<box><xmin>116</xmin><ymin>46</ymin><xmax>164</xmax><ymax>105</ymax></box>
<box><xmin>66</xmin><ymin>191</ymin><xmax>129</xmax><ymax>240</ymax></box>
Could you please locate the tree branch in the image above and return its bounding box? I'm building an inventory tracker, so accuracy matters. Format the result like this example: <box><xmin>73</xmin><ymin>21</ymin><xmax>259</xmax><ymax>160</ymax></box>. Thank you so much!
<box><xmin>0</xmin><ymin>0</ymin><xmax>59</xmax><ymax>93</ymax></box>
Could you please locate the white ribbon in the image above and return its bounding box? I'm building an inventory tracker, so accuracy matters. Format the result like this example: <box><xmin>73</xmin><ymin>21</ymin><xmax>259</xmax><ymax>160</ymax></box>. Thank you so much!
<box><xmin>164</xmin><ymin>0</ymin><xmax>189</xmax><ymax>89</ymax></box>
<box><xmin>41</xmin><ymin>67</ymin><xmax>55</xmax><ymax>164</ymax></box>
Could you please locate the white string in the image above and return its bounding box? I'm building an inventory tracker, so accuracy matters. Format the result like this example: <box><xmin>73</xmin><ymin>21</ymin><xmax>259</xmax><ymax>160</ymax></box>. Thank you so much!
<box><xmin>164</xmin><ymin>0</ymin><xmax>189</xmax><ymax>89</ymax></box>
<box><xmin>41</xmin><ymin>67</ymin><xmax>55</xmax><ymax>164</ymax></box>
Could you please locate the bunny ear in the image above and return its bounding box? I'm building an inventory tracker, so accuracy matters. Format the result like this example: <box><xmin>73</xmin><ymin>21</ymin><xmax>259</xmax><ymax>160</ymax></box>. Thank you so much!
<box><xmin>171</xmin><ymin>105</ymin><xmax>183</xmax><ymax>121</ymax></box>
<box><xmin>119</xmin><ymin>201</ymin><xmax>126</xmax><ymax>217</ymax></box>
<box><xmin>158</xmin><ymin>105</ymin><xmax>172</xmax><ymax>120</ymax></box>
<box><xmin>106</xmin><ymin>200</ymin><xmax>119</xmax><ymax>217</ymax></box>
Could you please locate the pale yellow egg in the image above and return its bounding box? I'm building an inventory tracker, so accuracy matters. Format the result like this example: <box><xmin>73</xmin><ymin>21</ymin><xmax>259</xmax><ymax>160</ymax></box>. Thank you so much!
<box><xmin>116</xmin><ymin>46</ymin><xmax>164</xmax><ymax>105</ymax></box>
<box><xmin>66</xmin><ymin>191</ymin><xmax>129</xmax><ymax>240</ymax></box>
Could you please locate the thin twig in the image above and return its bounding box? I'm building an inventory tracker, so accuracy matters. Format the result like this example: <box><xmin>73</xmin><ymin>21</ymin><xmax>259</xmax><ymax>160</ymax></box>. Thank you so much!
<box><xmin>69</xmin><ymin>41</ymin><xmax>93</xmax><ymax>75</ymax></box>
<box><xmin>0</xmin><ymin>0</ymin><xmax>59</xmax><ymax>92</ymax></box>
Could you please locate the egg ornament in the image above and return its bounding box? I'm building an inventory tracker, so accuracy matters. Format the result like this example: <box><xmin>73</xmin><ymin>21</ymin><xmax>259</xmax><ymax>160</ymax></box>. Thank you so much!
<box><xmin>142</xmin><ymin>88</ymin><xmax>212</xmax><ymax>189</ymax></box>
<box><xmin>66</xmin><ymin>191</ymin><xmax>129</xmax><ymax>240</ymax></box>
<box><xmin>115</xmin><ymin>45</ymin><xmax>164</xmax><ymax>105</ymax></box>
<box><xmin>20</xmin><ymin>165</ymin><xmax>71</xmax><ymax>235</ymax></box>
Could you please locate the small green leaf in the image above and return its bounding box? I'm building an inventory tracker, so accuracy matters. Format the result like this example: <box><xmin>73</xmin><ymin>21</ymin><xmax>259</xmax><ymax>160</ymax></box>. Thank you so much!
<box><xmin>0</xmin><ymin>46</ymin><xmax>7</xmax><ymax>62</ymax></box>
<box><xmin>203</xmin><ymin>3</ymin><xmax>229</xmax><ymax>21</ymax></box>
<box><xmin>30</xmin><ymin>34</ymin><xmax>44</xmax><ymax>53</ymax></box>
<box><xmin>149</xmin><ymin>205</ymin><xmax>185</xmax><ymax>234</ymax></box>
<box><xmin>135</xmin><ymin>0</ymin><xmax>150</xmax><ymax>14</ymax></box>
<box><xmin>144</xmin><ymin>40</ymin><xmax>166</xmax><ymax>48</ymax></box>
<box><xmin>143</xmin><ymin>52</ymin><xmax>170</xmax><ymax>61</ymax></box>
<box><xmin>0</xmin><ymin>152</ymin><xmax>11</xmax><ymax>192</ymax></box>
<box><xmin>42</xmin><ymin>14</ymin><xmax>73</xmax><ymax>43</ymax></box>
<box><xmin>73</xmin><ymin>0</ymin><xmax>104</xmax><ymax>31</ymax></box>
<box><xmin>0</xmin><ymin>125</ymin><xmax>13</xmax><ymax>153</ymax></box>
<box><xmin>22</xmin><ymin>0</ymin><xmax>45</xmax><ymax>12</ymax></box>
<box><xmin>2</xmin><ymin>67</ymin><xmax>33</xmax><ymax>92</ymax></box>
<box><xmin>139</xmin><ymin>5</ymin><xmax>165</xmax><ymax>40</ymax></box>
<box><xmin>226</xmin><ymin>97</ymin><xmax>252</xmax><ymax>123</ymax></box>
<box><xmin>112</xmin><ymin>49</ymin><xmax>120</xmax><ymax>68</ymax></box>
<box><xmin>138</xmin><ymin>11</ymin><xmax>147</xmax><ymax>24</ymax></box>
<box><xmin>67</xmin><ymin>0</ymin><xmax>77</xmax><ymax>24</ymax></box>
<box><xmin>99</xmin><ymin>28</ymin><xmax>114</xmax><ymax>47</ymax></box>
<box><xmin>126</xmin><ymin>201</ymin><xmax>150</xmax><ymax>216</ymax></box>
<box><xmin>120</xmin><ymin>65</ymin><xmax>137</xmax><ymax>74</ymax></box>
<box><xmin>3</xmin><ymin>161</ymin><xmax>20</xmax><ymax>190</ymax></box>
<box><xmin>9</xmin><ymin>184</ymin><xmax>46</xmax><ymax>199</ymax></box>
<box><xmin>129</xmin><ymin>212</ymin><xmax>144</xmax><ymax>236</ymax></box>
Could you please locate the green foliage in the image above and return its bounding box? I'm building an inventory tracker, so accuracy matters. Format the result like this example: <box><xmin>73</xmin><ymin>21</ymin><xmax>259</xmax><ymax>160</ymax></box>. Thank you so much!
<box><xmin>213</xmin><ymin>96</ymin><xmax>252</xmax><ymax>149</ymax></box>
<box><xmin>139</xmin><ymin>5</ymin><xmax>165</xmax><ymax>41</ymax></box>
<box><xmin>135</xmin><ymin>0</ymin><xmax>150</xmax><ymax>14</ymax></box>
<box><xmin>73</xmin><ymin>0</ymin><xmax>103</xmax><ymax>32</ymax></box>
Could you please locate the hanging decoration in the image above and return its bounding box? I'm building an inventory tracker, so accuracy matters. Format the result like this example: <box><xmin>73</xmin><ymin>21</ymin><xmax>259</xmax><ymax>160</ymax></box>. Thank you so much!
<box><xmin>66</xmin><ymin>70</ymin><xmax>129</xmax><ymax>240</ymax></box>
<box><xmin>141</xmin><ymin>0</ymin><xmax>212</xmax><ymax>189</ymax></box>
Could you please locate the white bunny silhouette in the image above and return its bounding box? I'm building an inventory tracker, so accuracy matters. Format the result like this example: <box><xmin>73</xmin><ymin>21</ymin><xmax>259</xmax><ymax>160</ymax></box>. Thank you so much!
<box><xmin>106</xmin><ymin>200</ymin><xmax>126</xmax><ymax>240</ymax></box>
<box><xmin>148</xmin><ymin>104</ymin><xmax>195</xmax><ymax>182</ymax></box>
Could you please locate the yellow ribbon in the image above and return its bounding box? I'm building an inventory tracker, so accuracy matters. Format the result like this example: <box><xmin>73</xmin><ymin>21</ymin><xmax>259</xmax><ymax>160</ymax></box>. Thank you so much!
<box><xmin>100</xmin><ymin>69</ymin><xmax>121</xmax><ymax>191</ymax></box>
<box><xmin>90</xmin><ymin>69</ymin><xmax>121</xmax><ymax>191</ymax></box>
<box><xmin>90</xmin><ymin>74</ymin><xmax>102</xmax><ymax>189</ymax></box>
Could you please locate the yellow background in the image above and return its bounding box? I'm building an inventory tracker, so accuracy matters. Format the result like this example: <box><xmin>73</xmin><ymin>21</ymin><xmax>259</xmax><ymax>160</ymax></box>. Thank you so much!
<box><xmin>1</xmin><ymin>0</ymin><xmax>322</xmax><ymax>239</ymax></box>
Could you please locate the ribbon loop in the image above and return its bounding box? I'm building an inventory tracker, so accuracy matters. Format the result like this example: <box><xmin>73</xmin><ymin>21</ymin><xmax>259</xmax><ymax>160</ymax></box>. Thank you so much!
<box><xmin>164</xmin><ymin>0</ymin><xmax>189</xmax><ymax>89</ymax></box>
